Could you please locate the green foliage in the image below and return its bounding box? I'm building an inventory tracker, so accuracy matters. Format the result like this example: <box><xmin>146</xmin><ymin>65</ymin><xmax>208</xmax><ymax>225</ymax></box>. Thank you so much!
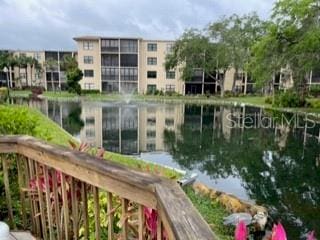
<box><xmin>184</xmin><ymin>186</ymin><xmax>233</xmax><ymax>240</ymax></box>
<box><xmin>309</xmin><ymin>85</ymin><xmax>320</xmax><ymax>98</ymax></box>
<box><xmin>264</xmin><ymin>96</ymin><xmax>273</xmax><ymax>104</ymax></box>
<box><xmin>273</xmin><ymin>90</ymin><xmax>307</xmax><ymax>108</ymax></box>
<box><xmin>0</xmin><ymin>105</ymin><xmax>37</xmax><ymax>135</ymax></box>
<box><xmin>250</xmin><ymin>0</ymin><xmax>320</xmax><ymax>92</ymax></box>
<box><xmin>81</xmin><ymin>89</ymin><xmax>100</xmax><ymax>94</ymax></box>
<box><xmin>0</xmin><ymin>87</ymin><xmax>9</xmax><ymax>102</ymax></box>
<box><xmin>66</xmin><ymin>67</ymin><xmax>83</xmax><ymax>95</ymax></box>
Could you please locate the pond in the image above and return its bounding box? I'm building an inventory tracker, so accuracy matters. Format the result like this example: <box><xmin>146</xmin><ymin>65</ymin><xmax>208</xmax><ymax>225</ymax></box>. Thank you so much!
<box><xmin>15</xmin><ymin>98</ymin><xmax>320</xmax><ymax>239</ymax></box>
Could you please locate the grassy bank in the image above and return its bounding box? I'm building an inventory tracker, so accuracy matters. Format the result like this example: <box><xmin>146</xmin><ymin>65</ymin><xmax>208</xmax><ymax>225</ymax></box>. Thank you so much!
<box><xmin>0</xmin><ymin>104</ymin><xmax>233</xmax><ymax>239</ymax></box>
<box><xmin>11</xmin><ymin>90</ymin><xmax>320</xmax><ymax>116</ymax></box>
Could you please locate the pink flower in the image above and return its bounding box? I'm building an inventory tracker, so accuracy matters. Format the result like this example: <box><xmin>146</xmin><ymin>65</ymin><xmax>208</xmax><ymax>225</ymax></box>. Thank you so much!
<box><xmin>144</xmin><ymin>207</ymin><xmax>158</xmax><ymax>239</ymax></box>
<box><xmin>307</xmin><ymin>231</ymin><xmax>316</xmax><ymax>240</ymax></box>
<box><xmin>235</xmin><ymin>220</ymin><xmax>247</xmax><ymax>240</ymax></box>
<box><xmin>272</xmin><ymin>223</ymin><xmax>287</xmax><ymax>240</ymax></box>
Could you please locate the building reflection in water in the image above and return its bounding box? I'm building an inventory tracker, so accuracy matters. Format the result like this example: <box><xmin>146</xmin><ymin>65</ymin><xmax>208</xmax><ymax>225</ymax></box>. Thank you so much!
<box><xmin>19</xmin><ymin>98</ymin><xmax>320</xmax><ymax>239</ymax></box>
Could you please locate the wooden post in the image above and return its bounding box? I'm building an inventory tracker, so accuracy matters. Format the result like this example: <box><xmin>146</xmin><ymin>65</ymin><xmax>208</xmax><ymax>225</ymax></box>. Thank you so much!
<box><xmin>81</xmin><ymin>182</ymin><xmax>89</xmax><ymax>240</ymax></box>
<box><xmin>1</xmin><ymin>154</ymin><xmax>16</xmax><ymax>229</ymax></box>
<box><xmin>43</xmin><ymin>165</ymin><xmax>54</xmax><ymax>240</ymax></box>
<box><xmin>52</xmin><ymin>169</ymin><xmax>62</xmax><ymax>240</ymax></box>
<box><xmin>121</xmin><ymin>198</ymin><xmax>129</xmax><ymax>240</ymax></box>
<box><xmin>107</xmin><ymin>192</ymin><xmax>114</xmax><ymax>240</ymax></box>
<box><xmin>61</xmin><ymin>173</ymin><xmax>70</xmax><ymax>239</ymax></box>
<box><xmin>138</xmin><ymin>205</ymin><xmax>144</xmax><ymax>240</ymax></box>
<box><xmin>71</xmin><ymin>177</ymin><xmax>79</xmax><ymax>240</ymax></box>
<box><xmin>16</xmin><ymin>155</ymin><xmax>27</xmax><ymax>229</ymax></box>
<box><xmin>93</xmin><ymin>186</ymin><xmax>101</xmax><ymax>240</ymax></box>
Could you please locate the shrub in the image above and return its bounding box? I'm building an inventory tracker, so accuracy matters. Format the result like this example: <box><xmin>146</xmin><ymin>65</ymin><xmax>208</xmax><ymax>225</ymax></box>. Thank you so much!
<box><xmin>31</xmin><ymin>86</ymin><xmax>45</xmax><ymax>96</ymax></box>
<box><xmin>273</xmin><ymin>90</ymin><xmax>306</xmax><ymax>108</ymax></box>
<box><xmin>81</xmin><ymin>89</ymin><xmax>100</xmax><ymax>94</ymax></box>
<box><xmin>265</xmin><ymin>96</ymin><xmax>273</xmax><ymax>104</ymax></box>
<box><xmin>0</xmin><ymin>87</ymin><xmax>9</xmax><ymax>102</ymax></box>
<box><xmin>224</xmin><ymin>90</ymin><xmax>233</xmax><ymax>98</ymax></box>
<box><xmin>309</xmin><ymin>85</ymin><xmax>320</xmax><ymax>98</ymax></box>
<box><xmin>0</xmin><ymin>105</ymin><xmax>38</xmax><ymax>135</ymax></box>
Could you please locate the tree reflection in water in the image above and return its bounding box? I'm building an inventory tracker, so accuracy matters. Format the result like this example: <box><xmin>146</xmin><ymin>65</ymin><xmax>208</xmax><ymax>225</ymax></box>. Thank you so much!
<box><xmin>163</xmin><ymin>105</ymin><xmax>320</xmax><ymax>239</ymax></box>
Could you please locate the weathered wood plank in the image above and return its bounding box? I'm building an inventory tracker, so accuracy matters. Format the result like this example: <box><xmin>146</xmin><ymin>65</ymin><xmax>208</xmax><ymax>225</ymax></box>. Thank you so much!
<box><xmin>51</xmin><ymin>169</ymin><xmax>62</xmax><ymax>240</ymax></box>
<box><xmin>138</xmin><ymin>205</ymin><xmax>144</xmax><ymax>240</ymax></box>
<box><xmin>43</xmin><ymin>165</ymin><xmax>54</xmax><ymax>240</ymax></box>
<box><xmin>107</xmin><ymin>192</ymin><xmax>114</xmax><ymax>240</ymax></box>
<box><xmin>81</xmin><ymin>182</ymin><xmax>89</xmax><ymax>240</ymax></box>
<box><xmin>16</xmin><ymin>155</ymin><xmax>27</xmax><ymax>229</ymax></box>
<box><xmin>35</xmin><ymin>163</ymin><xmax>48</xmax><ymax>240</ymax></box>
<box><xmin>14</xmin><ymin>136</ymin><xmax>158</xmax><ymax>208</ymax></box>
<box><xmin>121</xmin><ymin>198</ymin><xmax>129</xmax><ymax>240</ymax></box>
<box><xmin>61</xmin><ymin>173</ymin><xmax>70</xmax><ymax>240</ymax></box>
<box><xmin>71</xmin><ymin>177</ymin><xmax>79</xmax><ymax>240</ymax></box>
<box><xmin>93</xmin><ymin>186</ymin><xmax>101</xmax><ymax>240</ymax></box>
<box><xmin>1</xmin><ymin>154</ymin><xmax>16</xmax><ymax>229</ymax></box>
<box><xmin>155</xmin><ymin>182</ymin><xmax>218</xmax><ymax>240</ymax></box>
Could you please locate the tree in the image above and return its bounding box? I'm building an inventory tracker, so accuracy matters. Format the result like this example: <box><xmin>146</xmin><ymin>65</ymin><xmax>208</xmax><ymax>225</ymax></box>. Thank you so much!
<box><xmin>208</xmin><ymin>13</ymin><xmax>267</xmax><ymax>94</ymax></box>
<box><xmin>44</xmin><ymin>59</ymin><xmax>58</xmax><ymax>91</ymax></box>
<box><xmin>0</xmin><ymin>51</ymin><xmax>11</xmax><ymax>88</ymax></box>
<box><xmin>62</xmin><ymin>56</ymin><xmax>83</xmax><ymax>95</ymax></box>
<box><xmin>165</xmin><ymin>29</ymin><xmax>224</xmax><ymax>95</ymax></box>
<box><xmin>250</xmin><ymin>0</ymin><xmax>320</xmax><ymax>95</ymax></box>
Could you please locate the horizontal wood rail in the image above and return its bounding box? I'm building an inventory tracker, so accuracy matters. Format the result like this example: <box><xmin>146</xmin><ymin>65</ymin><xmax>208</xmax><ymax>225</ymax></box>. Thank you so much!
<box><xmin>0</xmin><ymin>135</ymin><xmax>217</xmax><ymax>240</ymax></box>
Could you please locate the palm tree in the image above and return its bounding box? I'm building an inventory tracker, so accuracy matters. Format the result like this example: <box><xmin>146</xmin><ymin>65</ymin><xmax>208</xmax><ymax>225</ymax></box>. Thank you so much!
<box><xmin>44</xmin><ymin>59</ymin><xmax>58</xmax><ymax>91</ymax></box>
<box><xmin>0</xmin><ymin>51</ymin><xmax>10</xmax><ymax>87</ymax></box>
<box><xmin>28</xmin><ymin>57</ymin><xmax>40</xmax><ymax>87</ymax></box>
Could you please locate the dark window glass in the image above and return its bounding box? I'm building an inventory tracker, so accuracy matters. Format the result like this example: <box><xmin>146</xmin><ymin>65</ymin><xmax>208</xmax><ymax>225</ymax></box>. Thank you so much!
<box><xmin>147</xmin><ymin>71</ymin><xmax>157</xmax><ymax>78</ymax></box>
<box><xmin>102</xmin><ymin>82</ymin><xmax>119</xmax><ymax>92</ymax></box>
<box><xmin>165</xmin><ymin>118</ymin><xmax>174</xmax><ymax>126</ymax></box>
<box><xmin>84</xmin><ymin>70</ymin><xmax>94</xmax><ymax>77</ymax></box>
<box><xmin>147</xmin><ymin>57</ymin><xmax>157</xmax><ymax>65</ymax></box>
<box><xmin>165</xmin><ymin>84</ymin><xmax>175</xmax><ymax>92</ymax></box>
<box><xmin>147</xmin><ymin>84</ymin><xmax>156</xmax><ymax>91</ymax></box>
<box><xmin>101</xmin><ymin>54</ymin><xmax>119</xmax><ymax>66</ymax></box>
<box><xmin>84</xmin><ymin>56</ymin><xmax>93</xmax><ymax>64</ymax></box>
<box><xmin>101</xmin><ymin>39</ymin><xmax>119</xmax><ymax>52</ymax></box>
<box><xmin>120</xmin><ymin>68</ymin><xmax>138</xmax><ymax>81</ymax></box>
<box><xmin>166</xmin><ymin>71</ymin><xmax>175</xmax><ymax>79</ymax></box>
<box><xmin>120</xmin><ymin>54</ymin><xmax>138</xmax><ymax>67</ymax></box>
<box><xmin>147</xmin><ymin>43</ymin><xmax>157</xmax><ymax>51</ymax></box>
<box><xmin>120</xmin><ymin>40</ymin><xmax>138</xmax><ymax>53</ymax></box>
<box><xmin>102</xmin><ymin>67</ymin><xmax>119</xmax><ymax>81</ymax></box>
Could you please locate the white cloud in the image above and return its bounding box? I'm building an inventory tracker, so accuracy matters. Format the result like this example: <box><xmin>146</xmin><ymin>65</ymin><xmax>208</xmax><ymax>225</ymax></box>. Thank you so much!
<box><xmin>0</xmin><ymin>0</ymin><xmax>275</xmax><ymax>50</ymax></box>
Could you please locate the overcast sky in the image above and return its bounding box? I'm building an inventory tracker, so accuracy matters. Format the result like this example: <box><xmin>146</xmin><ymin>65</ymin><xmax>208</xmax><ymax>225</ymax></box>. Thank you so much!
<box><xmin>0</xmin><ymin>0</ymin><xmax>275</xmax><ymax>50</ymax></box>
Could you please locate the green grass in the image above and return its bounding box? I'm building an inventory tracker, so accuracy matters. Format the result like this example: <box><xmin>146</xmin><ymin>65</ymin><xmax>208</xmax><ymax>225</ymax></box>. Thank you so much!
<box><xmin>184</xmin><ymin>186</ymin><xmax>233</xmax><ymax>240</ymax></box>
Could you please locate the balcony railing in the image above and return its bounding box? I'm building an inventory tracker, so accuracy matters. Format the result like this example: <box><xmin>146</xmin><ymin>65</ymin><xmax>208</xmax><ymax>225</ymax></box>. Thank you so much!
<box><xmin>0</xmin><ymin>135</ymin><xmax>216</xmax><ymax>240</ymax></box>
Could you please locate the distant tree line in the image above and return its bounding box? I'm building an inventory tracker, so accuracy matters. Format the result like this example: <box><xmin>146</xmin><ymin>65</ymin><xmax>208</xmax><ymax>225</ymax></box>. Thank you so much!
<box><xmin>165</xmin><ymin>0</ymin><xmax>320</xmax><ymax>99</ymax></box>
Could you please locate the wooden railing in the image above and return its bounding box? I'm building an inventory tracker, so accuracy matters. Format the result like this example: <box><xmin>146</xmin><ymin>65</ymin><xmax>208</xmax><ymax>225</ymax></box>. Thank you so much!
<box><xmin>0</xmin><ymin>135</ymin><xmax>217</xmax><ymax>240</ymax></box>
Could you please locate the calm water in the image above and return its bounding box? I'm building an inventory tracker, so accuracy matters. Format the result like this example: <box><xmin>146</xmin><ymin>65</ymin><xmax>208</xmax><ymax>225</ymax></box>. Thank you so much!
<box><xmin>16</xmin><ymin>98</ymin><xmax>320</xmax><ymax>239</ymax></box>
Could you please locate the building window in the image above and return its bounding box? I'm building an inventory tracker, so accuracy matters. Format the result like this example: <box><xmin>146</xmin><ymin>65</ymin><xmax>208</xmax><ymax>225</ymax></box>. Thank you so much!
<box><xmin>165</xmin><ymin>118</ymin><xmax>174</xmax><ymax>126</ymax></box>
<box><xmin>101</xmin><ymin>39</ymin><xmax>119</xmax><ymax>52</ymax></box>
<box><xmin>85</xmin><ymin>117</ymin><xmax>95</xmax><ymax>125</ymax></box>
<box><xmin>147</xmin><ymin>43</ymin><xmax>157</xmax><ymax>51</ymax></box>
<box><xmin>147</xmin><ymin>117</ymin><xmax>156</xmax><ymax>126</ymax></box>
<box><xmin>147</xmin><ymin>71</ymin><xmax>157</xmax><ymax>79</ymax></box>
<box><xmin>84</xmin><ymin>83</ymin><xmax>95</xmax><ymax>89</ymax></box>
<box><xmin>84</xmin><ymin>70</ymin><xmax>94</xmax><ymax>77</ymax></box>
<box><xmin>147</xmin><ymin>130</ymin><xmax>156</xmax><ymax>138</ymax></box>
<box><xmin>147</xmin><ymin>84</ymin><xmax>157</xmax><ymax>94</ymax></box>
<box><xmin>83</xmin><ymin>41</ymin><xmax>94</xmax><ymax>50</ymax></box>
<box><xmin>34</xmin><ymin>52</ymin><xmax>41</xmax><ymax>61</ymax></box>
<box><xmin>147</xmin><ymin>57</ymin><xmax>157</xmax><ymax>65</ymax></box>
<box><xmin>165</xmin><ymin>84</ymin><xmax>175</xmax><ymax>92</ymax></box>
<box><xmin>120</xmin><ymin>68</ymin><xmax>138</xmax><ymax>81</ymax></box>
<box><xmin>166</xmin><ymin>43</ymin><xmax>174</xmax><ymax>53</ymax></box>
<box><xmin>166</xmin><ymin>71</ymin><xmax>175</xmax><ymax>79</ymax></box>
<box><xmin>101</xmin><ymin>54</ymin><xmax>119</xmax><ymax>66</ymax></box>
<box><xmin>102</xmin><ymin>67</ymin><xmax>119</xmax><ymax>81</ymax></box>
<box><xmin>146</xmin><ymin>143</ymin><xmax>156</xmax><ymax>151</ymax></box>
<box><xmin>84</xmin><ymin>56</ymin><xmax>93</xmax><ymax>64</ymax></box>
<box><xmin>19</xmin><ymin>53</ymin><xmax>26</xmax><ymax>57</ymax></box>
<box><xmin>120</xmin><ymin>40</ymin><xmax>138</xmax><ymax>53</ymax></box>
<box><xmin>120</xmin><ymin>54</ymin><xmax>138</xmax><ymax>67</ymax></box>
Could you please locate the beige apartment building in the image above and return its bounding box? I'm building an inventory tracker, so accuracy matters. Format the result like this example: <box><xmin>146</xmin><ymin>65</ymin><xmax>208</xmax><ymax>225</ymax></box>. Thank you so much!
<box><xmin>0</xmin><ymin>49</ymin><xmax>76</xmax><ymax>90</ymax></box>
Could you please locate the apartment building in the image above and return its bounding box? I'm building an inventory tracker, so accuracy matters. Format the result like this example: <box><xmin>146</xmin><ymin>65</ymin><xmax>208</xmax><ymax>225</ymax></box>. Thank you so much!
<box><xmin>0</xmin><ymin>49</ymin><xmax>76</xmax><ymax>90</ymax></box>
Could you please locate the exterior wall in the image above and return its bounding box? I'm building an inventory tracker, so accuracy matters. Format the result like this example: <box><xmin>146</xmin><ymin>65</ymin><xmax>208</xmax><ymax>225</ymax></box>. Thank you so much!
<box><xmin>76</xmin><ymin>39</ymin><xmax>101</xmax><ymax>91</ymax></box>
<box><xmin>139</xmin><ymin>40</ymin><xmax>184</xmax><ymax>94</ymax></box>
